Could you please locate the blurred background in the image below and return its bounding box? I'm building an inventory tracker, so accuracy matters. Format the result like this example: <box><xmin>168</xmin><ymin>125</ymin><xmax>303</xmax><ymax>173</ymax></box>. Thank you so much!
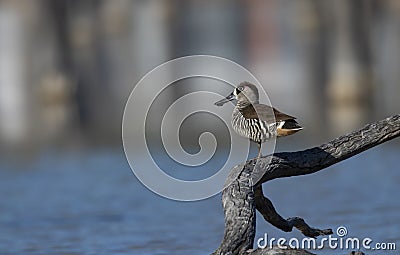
<box><xmin>0</xmin><ymin>0</ymin><xmax>399</xmax><ymax>254</ymax></box>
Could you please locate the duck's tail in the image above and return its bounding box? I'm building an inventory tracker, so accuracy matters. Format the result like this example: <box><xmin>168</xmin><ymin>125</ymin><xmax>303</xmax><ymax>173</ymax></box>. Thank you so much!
<box><xmin>276</xmin><ymin>119</ymin><xmax>303</xmax><ymax>137</ymax></box>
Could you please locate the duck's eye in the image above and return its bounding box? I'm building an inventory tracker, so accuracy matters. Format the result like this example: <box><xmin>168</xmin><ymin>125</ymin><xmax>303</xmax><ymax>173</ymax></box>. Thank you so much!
<box><xmin>238</xmin><ymin>86</ymin><xmax>244</xmax><ymax>91</ymax></box>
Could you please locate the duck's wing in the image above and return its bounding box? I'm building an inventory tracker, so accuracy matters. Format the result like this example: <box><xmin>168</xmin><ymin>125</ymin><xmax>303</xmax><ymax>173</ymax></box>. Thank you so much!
<box><xmin>240</xmin><ymin>104</ymin><xmax>297</xmax><ymax>122</ymax></box>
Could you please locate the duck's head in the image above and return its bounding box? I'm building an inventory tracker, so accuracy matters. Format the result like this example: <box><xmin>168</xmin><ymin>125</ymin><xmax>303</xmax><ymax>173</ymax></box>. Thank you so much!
<box><xmin>214</xmin><ymin>82</ymin><xmax>259</xmax><ymax>107</ymax></box>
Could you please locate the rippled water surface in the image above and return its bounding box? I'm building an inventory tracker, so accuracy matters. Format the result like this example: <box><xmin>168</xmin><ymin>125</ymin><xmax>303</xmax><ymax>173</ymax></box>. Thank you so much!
<box><xmin>1</xmin><ymin>144</ymin><xmax>399</xmax><ymax>254</ymax></box>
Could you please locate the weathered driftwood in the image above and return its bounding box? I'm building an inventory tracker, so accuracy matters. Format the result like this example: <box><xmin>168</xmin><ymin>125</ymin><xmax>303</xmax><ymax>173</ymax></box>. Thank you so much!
<box><xmin>213</xmin><ymin>115</ymin><xmax>400</xmax><ymax>255</ymax></box>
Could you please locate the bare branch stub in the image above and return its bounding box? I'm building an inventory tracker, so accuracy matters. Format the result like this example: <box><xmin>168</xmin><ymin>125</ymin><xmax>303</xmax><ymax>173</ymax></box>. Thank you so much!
<box><xmin>254</xmin><ymin>185</ymin><xmax>333</xmax><ymax>238</ymax></box>
<box><xmin>213</xmin><ymin>115</ymin><xmax>400</xmax><ymax>255</ymax></box>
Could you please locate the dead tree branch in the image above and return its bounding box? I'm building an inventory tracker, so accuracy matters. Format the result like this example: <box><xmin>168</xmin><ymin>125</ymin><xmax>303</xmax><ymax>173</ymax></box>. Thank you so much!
<box><xmin>213</xmin><ymin>115</ymin><xmax>400</xmax><ymax>255</ymax></box>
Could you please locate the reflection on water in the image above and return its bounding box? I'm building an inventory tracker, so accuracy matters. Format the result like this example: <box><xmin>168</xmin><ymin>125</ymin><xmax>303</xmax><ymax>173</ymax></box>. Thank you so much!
<box><xmin>0</xmin><ymin>145</ymin><xmax>399</xmax><ymax>254</ymax></box>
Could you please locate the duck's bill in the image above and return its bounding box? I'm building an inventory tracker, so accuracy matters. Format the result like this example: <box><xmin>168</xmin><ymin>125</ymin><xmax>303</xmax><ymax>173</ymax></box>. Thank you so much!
<box><xmin>214</xmin><ymin>93</ymin><xmax>235</xmax><ymax>106</ymax></box>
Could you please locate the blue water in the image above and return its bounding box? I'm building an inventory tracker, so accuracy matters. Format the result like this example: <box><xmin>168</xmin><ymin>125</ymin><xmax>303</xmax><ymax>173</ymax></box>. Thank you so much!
<box><xmin>0</xmin><ymin>143</ymin><xmax>399</xmax><ymax>255</ymax></box>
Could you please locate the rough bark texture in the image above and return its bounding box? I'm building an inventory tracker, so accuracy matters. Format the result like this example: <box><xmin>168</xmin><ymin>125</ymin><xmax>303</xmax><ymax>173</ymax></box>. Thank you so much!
<box><xmin>213</xmin><ymin>115</ymin><xmax>399</xmax><ymax>255</ymax></box>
